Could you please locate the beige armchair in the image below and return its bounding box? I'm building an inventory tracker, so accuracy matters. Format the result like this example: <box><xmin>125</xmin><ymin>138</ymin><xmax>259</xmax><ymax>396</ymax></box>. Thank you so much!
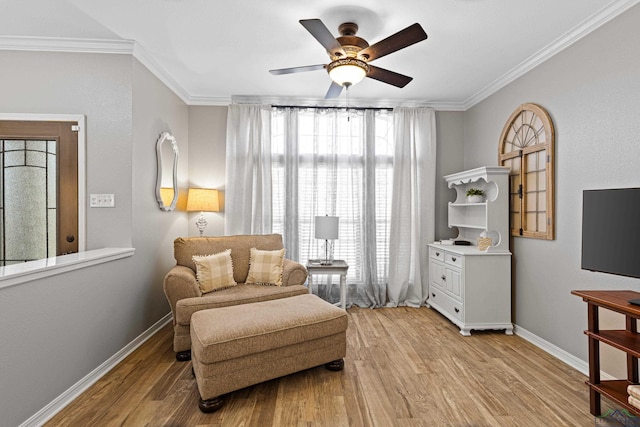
<box><xmin>163</xmin><ymin>234</ymin><xmax>308</xmax><ymax>361</ymax></box>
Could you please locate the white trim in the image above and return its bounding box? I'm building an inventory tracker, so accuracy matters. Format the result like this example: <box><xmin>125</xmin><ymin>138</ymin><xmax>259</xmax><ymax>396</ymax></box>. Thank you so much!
<box><xmin>18</xmin><ymin>312</ymin><xmax>172</xmax><ymax>427</ymax></box>
<box><xmin>0</xmin><ymin>113</ymin><xmax>87</xmax><ymax>253</ymax></box>
<box><xmin>131</xmin><ymin>42</ymin><xmax>191</xmax><ymax>105</ymax></box>
<box><xmin>0</xmin><ymin>248</ymin><xmax>135</xmax><ymax>290</ymax></box>
<box><xmin>514</xmin><ymin>324</ymin><xmax>616</xmax><ymax>380</ymax></box>
<box><xmin>0</xmin><ymin>36</ymin><xmax>134</xmax><ymax>54</ymax></box>
<box><xmin>463</xmin><ymin>0</ymin><xmax>640</xmax><ymax>109</ymax></box>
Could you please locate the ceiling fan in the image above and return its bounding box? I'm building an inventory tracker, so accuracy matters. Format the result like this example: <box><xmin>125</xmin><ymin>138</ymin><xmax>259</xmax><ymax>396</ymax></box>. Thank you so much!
<box><xmin>269</xmin><ymin>19</ymin><xmax>428</xmax><ymax>99</ymax></box>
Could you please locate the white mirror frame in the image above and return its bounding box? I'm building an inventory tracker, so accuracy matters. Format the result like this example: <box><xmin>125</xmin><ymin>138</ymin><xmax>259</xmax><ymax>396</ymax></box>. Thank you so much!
<box><xmin>155</xmin><ymin>132</ymin><xmax>179</xmax><ymax>211</ymax></box>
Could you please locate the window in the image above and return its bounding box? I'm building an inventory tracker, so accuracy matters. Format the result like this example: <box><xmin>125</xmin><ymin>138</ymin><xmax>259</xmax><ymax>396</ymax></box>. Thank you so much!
<box><xmin>498</xmin><ymin>103</ymin><xmax>555</xmax><ymax>240</ymax></box>
<box><xmin>270</xmin><ymin>107</ymin><xmax>393</xmax><ymax>299</ymax></box>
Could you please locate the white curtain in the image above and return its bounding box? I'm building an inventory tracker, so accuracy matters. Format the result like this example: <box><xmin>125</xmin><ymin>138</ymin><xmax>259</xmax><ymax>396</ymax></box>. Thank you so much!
<box><xmin>387</xmin><ymin>107</ymin><xmax>437</xmax><ymax>307</ymax></box>
<box><xmin>271</xmin><ymin>107</ymin><xmax>392</xmax><ymax>307</ymax></box>
<box><xmin>224</xmin><ymin>104</ymin><xmax>273</xmax><ymax>235</ymax></box>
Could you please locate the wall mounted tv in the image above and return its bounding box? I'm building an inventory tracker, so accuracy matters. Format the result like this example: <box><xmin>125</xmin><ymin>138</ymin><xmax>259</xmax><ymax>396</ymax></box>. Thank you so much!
<box><xmin>582</xmin><ymin>188</ymin><xmax>640</xmax><ymax>279</ymax></box>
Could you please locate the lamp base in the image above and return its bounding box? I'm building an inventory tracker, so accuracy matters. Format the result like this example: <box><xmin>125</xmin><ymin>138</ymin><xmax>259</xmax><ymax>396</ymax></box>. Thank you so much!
<box><xmin>320</xmin><ymin>239</ymin><xmax>334</xmax><ymax>265</ymax></box>
<box><xmin>195</xmin><ymin>212</ymin><xmax>208</xmax><ymax>237</ymax></box>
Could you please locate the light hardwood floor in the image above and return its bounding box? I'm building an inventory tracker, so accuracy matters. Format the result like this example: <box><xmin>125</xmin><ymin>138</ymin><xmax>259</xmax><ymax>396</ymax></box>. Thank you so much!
<box><xmin>46</xmin><ymin>306</ymin><xmax>602</xmax><ymax>426</ymax></box>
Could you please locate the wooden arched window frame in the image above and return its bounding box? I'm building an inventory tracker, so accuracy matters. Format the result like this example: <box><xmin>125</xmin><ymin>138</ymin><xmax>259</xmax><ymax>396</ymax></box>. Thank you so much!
<box><xmin>498</xmin><ymin>103</ymin><xmax>555</xmax><ymax>240</ymax></box>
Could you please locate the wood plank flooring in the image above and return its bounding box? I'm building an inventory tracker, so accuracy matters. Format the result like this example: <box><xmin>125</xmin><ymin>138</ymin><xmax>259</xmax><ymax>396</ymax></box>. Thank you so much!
<box><xmin>46</xmin><ymin>306</ymin><xmax>603</xmax><ymax>426</ymax></box>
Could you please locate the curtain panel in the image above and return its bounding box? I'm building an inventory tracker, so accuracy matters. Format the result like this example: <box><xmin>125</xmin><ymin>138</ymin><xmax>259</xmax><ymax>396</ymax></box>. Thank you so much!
<box><xmin>387</xmin><ymin>107</ymin><xmax>437</xmax><ymax>307</ymax></box>
<box><xmin>224</xmin><ymin>104</ymin><xmax>273</xmax><ymax>235</ymax></box>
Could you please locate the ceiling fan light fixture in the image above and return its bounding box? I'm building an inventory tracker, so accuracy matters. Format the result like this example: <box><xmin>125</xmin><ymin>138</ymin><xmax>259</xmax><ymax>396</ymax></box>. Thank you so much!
<box><xmin>327</xmin><ymin>58</ymin><xmax>369</xmax><ymax>87</ymax></box>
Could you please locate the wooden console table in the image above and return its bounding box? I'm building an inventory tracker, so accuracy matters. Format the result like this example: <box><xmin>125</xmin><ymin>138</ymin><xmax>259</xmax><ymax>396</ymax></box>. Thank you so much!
<box><xmin>572</xmin><ymin>290</ymin><xmax>640</xmax><ymax>416</ymax></box>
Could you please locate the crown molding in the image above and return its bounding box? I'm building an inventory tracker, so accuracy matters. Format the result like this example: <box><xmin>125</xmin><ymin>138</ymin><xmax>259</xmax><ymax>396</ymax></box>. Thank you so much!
<box><xmin>130</xmin><ymin>43</ymin><xmax>192</xmax><ymax>105</ymax></box>
<box><xmin>463</xmin><ymin>0</ymin><xmax>640</xmax><ymax>110</ymax></box>
<box><xmin>187</xmin><ymin>95</ymin><xmax>233</xmax><ymax>106</ymax></box>
<box><xmin>0</xmin><ymin>35</ymin><xmax>134</xmax><ymax>54</ymax></box>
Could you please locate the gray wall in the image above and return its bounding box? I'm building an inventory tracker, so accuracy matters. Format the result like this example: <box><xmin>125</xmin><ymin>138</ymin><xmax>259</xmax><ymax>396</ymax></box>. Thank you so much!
<box><xmin>434</xmin><ymin>111</ymin><xmax>465</xmax><ymax>241</ymax></box>
<box><xmin>0</xmin><ymin>51</ymin><xmax>189</xmax><ymax>426</ymax></box>
<box><xmin>463</xmin><ymin>4</ymin><xmax>640</xmax><ymax>376</ymax></box>
<box><xmin>186</xmin><ymin>106</ymin><xmax>228</xmax><ymax>237</ymax></box>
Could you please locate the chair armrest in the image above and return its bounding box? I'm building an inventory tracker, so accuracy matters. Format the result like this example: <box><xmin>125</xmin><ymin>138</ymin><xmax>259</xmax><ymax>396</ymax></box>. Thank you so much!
<box><xmin>163</xmin><ymin>265</ymin><xmax>201</xmax><ymax>323</ymax></box>
<box><xmin>282</xmin><ymin>258</ymin><xmax>308</xmax><ymax>287</ymax></box>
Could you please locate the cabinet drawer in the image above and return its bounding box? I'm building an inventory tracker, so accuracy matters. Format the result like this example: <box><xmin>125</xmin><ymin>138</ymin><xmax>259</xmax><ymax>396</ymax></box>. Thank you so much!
<box><xmin>445</xmin><ymin>253</ymin><xmax>463</xmax><ymax>268</ymax></box>
<box><xmin>430</xmin><ymin>287</ymin><xmax>463</xmax><ymax>321</ymax></box>
<box><xmin>430</xmin><ymin>247</ymin><xmax>444</xmax><ymax>261</ymax></box>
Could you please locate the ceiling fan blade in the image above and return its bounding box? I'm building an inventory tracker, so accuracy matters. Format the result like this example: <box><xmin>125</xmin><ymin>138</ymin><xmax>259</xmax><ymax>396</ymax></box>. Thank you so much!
<box><xmin>358</xmin><ymin>23</ymin><xmax>427</xmax><ymax>62</ymax></box>
<box><xmin>325</xmin><ymin>81</ymin><xmax>344</xmax><ymax>99</ymax></box>
<box><xmin>269</xmin><ymin>64</ymin><xmax>326</xmax><ymax>75</ymax></box>
<box><xmin>300</xmin><ymin>19</ymin><xmax>347</xmax><ymax>58</ymax></box>
<box><xmin>367</xmin><ymin>65</ymin><xmax>413</xmax><ymax>88</ymax></box>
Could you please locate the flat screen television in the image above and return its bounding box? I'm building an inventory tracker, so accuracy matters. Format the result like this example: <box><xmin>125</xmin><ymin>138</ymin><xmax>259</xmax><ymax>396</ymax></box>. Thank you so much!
<box><xmin>582</xmin><ymin>188</ymin><xmax>640</xmax><ymax>279</ymax></box>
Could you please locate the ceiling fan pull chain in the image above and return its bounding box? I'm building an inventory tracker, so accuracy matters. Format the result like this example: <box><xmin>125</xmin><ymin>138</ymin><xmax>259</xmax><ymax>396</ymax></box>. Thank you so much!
<box><xmin>346</xmin><ymin>85</ymin><xmax>350</xmax><ymax>122</ymax></box>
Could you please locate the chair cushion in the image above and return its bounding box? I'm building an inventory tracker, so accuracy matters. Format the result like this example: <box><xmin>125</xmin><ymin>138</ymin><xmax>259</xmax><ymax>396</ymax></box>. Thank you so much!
<box><xmin>246</xmin><ymin>247</ymin><xmax>285</xmax><ymax>286</ymax></box>
<box><xmin>192</xmin><ymin>250</ymin><xmax>237</xmax><ymax>294</ymax></box>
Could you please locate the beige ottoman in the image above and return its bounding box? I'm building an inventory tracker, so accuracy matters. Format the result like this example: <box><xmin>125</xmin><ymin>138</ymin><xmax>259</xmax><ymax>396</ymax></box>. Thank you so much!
<box><xmin>190</xmin><ymin>293</ymin><xmax>348</xmax><ymax>412</ymax></box>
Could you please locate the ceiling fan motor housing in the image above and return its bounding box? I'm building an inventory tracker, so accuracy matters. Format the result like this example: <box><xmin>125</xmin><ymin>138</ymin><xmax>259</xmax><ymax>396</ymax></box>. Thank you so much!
<box><xmin>333</xmin><ymin>22</ymin><xmax>370</xmax><ymax>60</ymax></box>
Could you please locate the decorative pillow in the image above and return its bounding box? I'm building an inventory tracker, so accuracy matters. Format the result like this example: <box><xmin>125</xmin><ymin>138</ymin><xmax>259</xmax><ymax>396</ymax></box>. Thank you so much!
<box><xmin>192</xmin><ymin>249</ymin><xmax>237</xmax><ymax>294</ymax></box>
<box><xmin>245</xmin><ymin>247</ymin><xmax>285</xmax><ymax>286</ymax></box>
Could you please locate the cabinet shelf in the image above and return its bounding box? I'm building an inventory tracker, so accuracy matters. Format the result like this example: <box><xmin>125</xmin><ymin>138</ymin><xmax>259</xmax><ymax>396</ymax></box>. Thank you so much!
<box><xmin>450</xmin><ymin>202</ymin><xmax>487</xmax><ymax>207</ymax></box>
<box><xmin>449</xmin><ymin>223</ymin><xmax>486</xmax><ymax>230</ymax></box>
<box><xmin>572</xmin><ymin>290</ymin><xmax>640</xmax><ymax>417</ymax></box>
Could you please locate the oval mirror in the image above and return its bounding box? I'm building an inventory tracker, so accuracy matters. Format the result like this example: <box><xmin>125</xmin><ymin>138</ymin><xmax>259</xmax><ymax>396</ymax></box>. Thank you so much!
<box><xmin>155</xmin><ymin>132</ymin><xmax>179</xmax><ymax>211</ymax></box>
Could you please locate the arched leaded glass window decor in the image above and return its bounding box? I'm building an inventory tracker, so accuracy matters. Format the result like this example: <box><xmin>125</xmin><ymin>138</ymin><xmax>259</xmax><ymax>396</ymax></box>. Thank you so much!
<box><xmin>498</xmin><ymin>103</ymin><xmax>555</xmax><ymax>240</ymax></box>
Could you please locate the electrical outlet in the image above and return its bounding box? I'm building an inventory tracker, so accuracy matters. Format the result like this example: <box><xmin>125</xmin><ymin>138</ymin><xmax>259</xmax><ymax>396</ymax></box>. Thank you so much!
<box><xmin>90</xmin><ymin>194</ymin><xmax>115</xmax><ymax>208</ymax></box>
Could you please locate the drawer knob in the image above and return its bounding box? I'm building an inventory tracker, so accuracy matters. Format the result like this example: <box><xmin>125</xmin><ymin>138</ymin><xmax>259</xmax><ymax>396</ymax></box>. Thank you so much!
<box><xmin>452</xmin><ymin>257</ymin><xmax>457</xmax><ymax>262</ymax></box>
<box><xmin>454</xmin><ymin>307</ymin><xmax>460</xmax><ymax>313</ymax></box>
<box><xmin>441</xmin><ymin>275</ymin><xmax>446</xmax><ymax>281</ymax></box>
<box><xmin>435</xmin><ymin>252</ymin><xmax>440</xmax><ymax>256</ymax></box>
<box><xmin>431</xmin><ymin>293</ymin><xmax>436</xmax><ymax>298</ymax></box>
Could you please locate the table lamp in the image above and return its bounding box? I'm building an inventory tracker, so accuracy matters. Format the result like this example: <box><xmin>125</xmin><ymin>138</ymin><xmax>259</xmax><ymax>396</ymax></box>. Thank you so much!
<box><xmin>315</xmin><ymin>215</ymin><xmax>339</xmax><ymax>265</ymax></box>
<box><xmin>187</xmin><ymin>188</ymin><xmax>220</xmax><ymax>236</ymax></box>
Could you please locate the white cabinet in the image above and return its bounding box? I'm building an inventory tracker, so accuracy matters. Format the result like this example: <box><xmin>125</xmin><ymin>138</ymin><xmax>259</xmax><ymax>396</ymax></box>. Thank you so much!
<box><xmin>427</xmin><ymin>166</ymin><xmax>512</xmax><ymax>336</ymax></box>
<box><xmin>427</xmin><ymin>245</ymin><xmax>512</xmax><ymax>336</ymax></box>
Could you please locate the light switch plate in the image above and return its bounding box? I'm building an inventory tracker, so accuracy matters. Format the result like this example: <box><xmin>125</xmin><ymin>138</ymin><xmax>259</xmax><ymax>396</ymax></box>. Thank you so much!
<box><xmin>90</xmin><ymin>194</ymin><xmax>115</xmax><ymax>208</ymax></box>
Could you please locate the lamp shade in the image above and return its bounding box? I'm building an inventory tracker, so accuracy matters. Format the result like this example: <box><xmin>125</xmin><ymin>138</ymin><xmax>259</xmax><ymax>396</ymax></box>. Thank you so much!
<box><xmin>315</xmin><ymin>216</ymin><xmax>339</xmax><ymax>240</ymax></box>
<box><xmin>186</xmin><ymin>188</ymin><xmax>220</xmax><ymax>212</ymax></box>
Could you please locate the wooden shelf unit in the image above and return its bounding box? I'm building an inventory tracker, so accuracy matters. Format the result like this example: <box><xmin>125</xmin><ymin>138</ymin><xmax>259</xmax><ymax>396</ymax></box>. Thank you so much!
<box><xmin>572</xmin><ymin>289</ymin><xmax>640</xmax><ymax>417</ymax></box>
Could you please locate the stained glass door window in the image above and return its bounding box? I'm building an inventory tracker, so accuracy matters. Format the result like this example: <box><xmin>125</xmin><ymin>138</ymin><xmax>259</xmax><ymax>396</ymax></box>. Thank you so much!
<box><xmin>1</xmin><ymin>139</ymin><xmax>57</xmax><ymax>265</ymax></box>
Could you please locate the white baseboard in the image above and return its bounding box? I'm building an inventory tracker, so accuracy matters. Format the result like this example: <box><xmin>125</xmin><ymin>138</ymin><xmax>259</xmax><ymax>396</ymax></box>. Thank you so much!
<box><xmin>514</xmin><ymin>324</ymin><xmax>616</xmax><ymax>381</ymax></box>
<box><xmin>20</xmin><ymin>313</ymin><xmax>172</xmax><ymax>427</ymax></box>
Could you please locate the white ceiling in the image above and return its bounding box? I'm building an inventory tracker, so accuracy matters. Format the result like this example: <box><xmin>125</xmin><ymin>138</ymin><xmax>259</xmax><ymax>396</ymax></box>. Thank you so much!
<box><xmin>1</xmin><ymin>0</ymin><xmax>638</xmax><ymax>109</ymax></box>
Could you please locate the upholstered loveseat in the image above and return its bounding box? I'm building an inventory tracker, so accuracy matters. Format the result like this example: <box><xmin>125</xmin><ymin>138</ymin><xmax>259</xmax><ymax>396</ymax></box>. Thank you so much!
<box><xmin>163</xmin><ymin>234</ymin><xmax>309</xmax><ymax>360</ymax></box>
